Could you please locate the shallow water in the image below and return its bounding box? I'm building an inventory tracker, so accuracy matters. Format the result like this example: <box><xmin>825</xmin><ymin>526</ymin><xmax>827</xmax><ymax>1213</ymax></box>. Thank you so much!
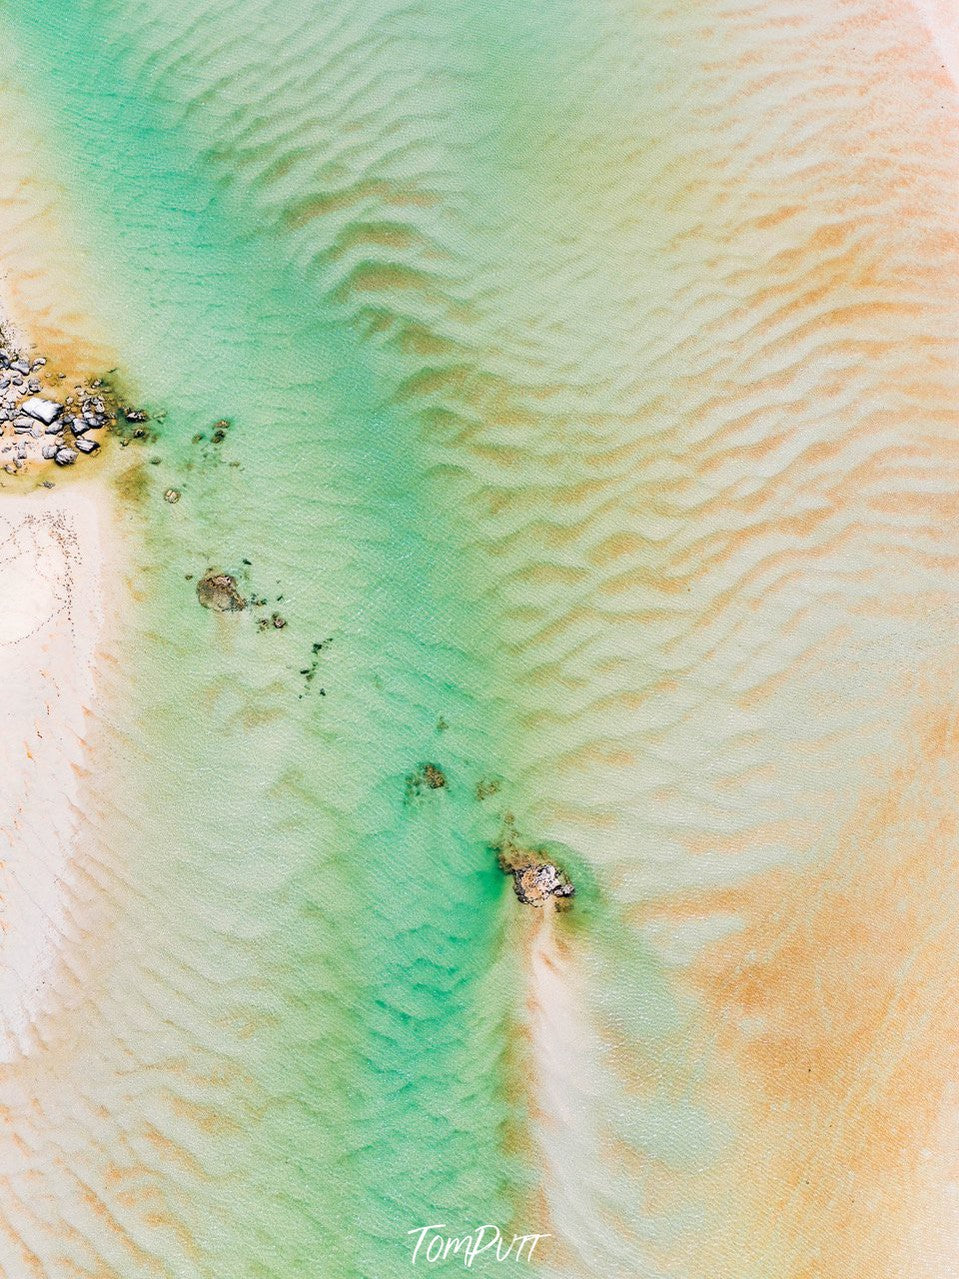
<box><xmin>4</xmin><ymin>4</ymin><xmax>531</xmax><ymax>1275</ymax></box>
<box><xmin>2</xmin><ymin>0</ymin><xmax>959</xmax><ymax>1276</ymax></box>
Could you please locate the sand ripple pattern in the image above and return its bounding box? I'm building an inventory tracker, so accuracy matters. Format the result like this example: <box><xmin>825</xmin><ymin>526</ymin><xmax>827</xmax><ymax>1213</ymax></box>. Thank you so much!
<box><xmin>1</xmin><ymin>0</ymin><xmax>958</xmax><ymax>1276</ymax></box>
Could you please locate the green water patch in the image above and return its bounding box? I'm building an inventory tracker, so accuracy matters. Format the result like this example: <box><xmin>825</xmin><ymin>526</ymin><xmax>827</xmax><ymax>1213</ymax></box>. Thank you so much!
<box><xmin>8</xmin><ymin>5</ymin><xmax>533</xmax><ymax>1275</ymax></box>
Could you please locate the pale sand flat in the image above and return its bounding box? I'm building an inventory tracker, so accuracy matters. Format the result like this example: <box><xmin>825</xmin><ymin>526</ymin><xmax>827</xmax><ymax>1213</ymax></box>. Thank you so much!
<box><xmin>0</xmin><ymin>487</ymin><xmax>105</xmax><ymax>1059</ymax></box>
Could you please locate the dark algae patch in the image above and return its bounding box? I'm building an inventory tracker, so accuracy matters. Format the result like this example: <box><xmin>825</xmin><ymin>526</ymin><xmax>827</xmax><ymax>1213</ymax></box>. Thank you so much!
<box><xmin>475</xmin><ymin>776</ymin><xmax>501</xmax><ymax>801</ymax></box>
<box><xmin>299</xmin><ymin>638</ymin><xmax>332</xmax><ymax>696</ymax></box>
<box><xmin>113</xmin><ymin>460</ymin><xmax>151</xmax><ymax>505</ymax></box>
<box><xmin>421</xmin><ymin>763</ymin><xmax>446</xmax><ymax>790</ymax></box>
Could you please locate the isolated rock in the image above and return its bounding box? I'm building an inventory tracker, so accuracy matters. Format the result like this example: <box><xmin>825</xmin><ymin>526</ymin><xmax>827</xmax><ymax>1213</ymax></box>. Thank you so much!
<box><xmin>496</xmin><ymin>828</ymin><xmax>575</xmax><ymax>908</ymax></box>
<box><xmin>512</xmin><ymin>863</ymin><xmax>575</xmax><ymax>906</ymax></box>
<box><xmin>197</xmin><ymin>571</ymin><xmax>246</xmax><ymax>612</ymax></box>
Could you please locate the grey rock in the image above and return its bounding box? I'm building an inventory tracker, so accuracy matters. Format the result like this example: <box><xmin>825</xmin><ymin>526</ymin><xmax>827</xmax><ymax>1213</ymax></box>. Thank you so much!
<box><xmin>41</xmin><ymin>444</ymin><xmax>59</xmax><ymax>460</ymax></box>
<box><xmin>20</xmin><ymin>396</ymin><xmax>62</xmax><ymax>426</ymax></box>
<box><xmin>75</xmin><ymin>437</ymin><xmax>99</xmax><ymax>453</ymax></box>
<box><xmin>54</xmin><ymin>447</ymin><xmax>78</xmax><ymax>466</ymax></box>
<box><xmin>10</xmin><ymin>360</ymin><xmax>29</xmax><ymax>375</ymax></box>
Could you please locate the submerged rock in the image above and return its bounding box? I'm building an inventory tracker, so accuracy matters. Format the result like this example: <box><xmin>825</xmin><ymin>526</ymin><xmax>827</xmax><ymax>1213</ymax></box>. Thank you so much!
<box><xmin>197</xmin><ymin>571</ymin><xmax>246</xmax><ymax>612</ymax></box>
<box><xmin>405</xmin><ymin>762</ymin><xmax>447</xmax><ymax>801</ymax></box>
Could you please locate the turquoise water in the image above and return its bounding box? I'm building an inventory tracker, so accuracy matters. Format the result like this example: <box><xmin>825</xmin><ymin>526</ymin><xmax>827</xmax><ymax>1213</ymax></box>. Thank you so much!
<box><xmin>7</xmin><ymin>3</ymin><xmax>548</xmax><ymax>1275</ymax></box>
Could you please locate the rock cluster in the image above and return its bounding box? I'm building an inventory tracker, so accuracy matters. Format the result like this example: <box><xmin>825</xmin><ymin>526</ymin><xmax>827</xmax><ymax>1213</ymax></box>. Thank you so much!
<box><xmin>0</xmin><ymin>343</ymin><xmax>123</xmax><ymax>473</ymax></box>
<box><xmin>496</xmin><ymin>828</ymin><xmax>574</xmax><ymax>908</ymax></box>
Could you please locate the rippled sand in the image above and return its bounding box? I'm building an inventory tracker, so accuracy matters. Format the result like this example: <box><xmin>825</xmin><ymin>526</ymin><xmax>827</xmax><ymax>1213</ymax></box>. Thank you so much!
<box><xmin>1</xmin><ymin>0</ymin><xmax>957</xmax><ymax>1276</ymax></box>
